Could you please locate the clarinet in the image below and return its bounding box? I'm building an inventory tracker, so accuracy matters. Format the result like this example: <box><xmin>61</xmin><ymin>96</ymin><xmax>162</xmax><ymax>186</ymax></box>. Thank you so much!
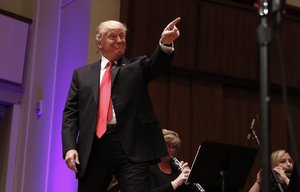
<box><xmin>172</xmin><ymin>156</ymin><xmax>184</xmax><ymax>170</ymax></box>
<box><xmin>171</xmin><ymin>156</ymin><xmax>205</xmax><ymax>192</ymax></box>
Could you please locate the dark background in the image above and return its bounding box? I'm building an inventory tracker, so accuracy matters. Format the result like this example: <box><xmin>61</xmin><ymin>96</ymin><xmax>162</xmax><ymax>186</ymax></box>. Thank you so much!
<box><xmin>120</xmin><ymin>0</ymin><xmax>300</xmax><ymax>191</ymax></box>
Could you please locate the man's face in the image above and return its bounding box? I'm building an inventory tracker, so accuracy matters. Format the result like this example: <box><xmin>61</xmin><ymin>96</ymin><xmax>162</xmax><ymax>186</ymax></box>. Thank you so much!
<box><xmin>99</xmin><ymin>29</ymin><xmax>126</xmax><ymax>61</ymax></box>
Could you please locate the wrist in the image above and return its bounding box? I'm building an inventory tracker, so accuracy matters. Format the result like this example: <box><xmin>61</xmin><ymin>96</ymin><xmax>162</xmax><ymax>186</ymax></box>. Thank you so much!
<box><xmin>283</xmin><ymin>178</ymin><xmax>290</xmax><ymax>186</ymax></box>
<box><xmin>171</xmin><ymin>181</ymin><xmax>179</xmax><ymax>190</ymax></box>
<box><xmin>162</xmin><ymin>42</ymin><xmax>172</xmax><ymax>46</ymax></box>
<box><xmin>159</xmin><ymin>39</ymin><xmax>172</xmax><ymax>47</ymax></box>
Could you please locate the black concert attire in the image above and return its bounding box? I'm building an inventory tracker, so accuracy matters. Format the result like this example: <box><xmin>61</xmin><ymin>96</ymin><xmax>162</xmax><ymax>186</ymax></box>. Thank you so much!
<box><xmin>149</xmin><ymin>163</ymin><xmax>199</xmax><ymax>192</ymax></box>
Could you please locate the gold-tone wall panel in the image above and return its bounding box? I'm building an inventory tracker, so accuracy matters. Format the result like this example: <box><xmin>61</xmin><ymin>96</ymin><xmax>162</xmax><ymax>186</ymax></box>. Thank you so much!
<box><xmin>0</xmin><ymin>0</ymin><xmax>33</xmax><ymax>18</ymax></box>
<box><xmin>88</xmin><ymin>0</ymin><xmax>121</xmax><ymax>64</ymax></box>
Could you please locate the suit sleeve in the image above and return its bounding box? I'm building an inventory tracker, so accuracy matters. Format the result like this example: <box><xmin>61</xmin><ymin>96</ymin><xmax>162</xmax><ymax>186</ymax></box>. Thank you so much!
<box><xmin>142</xmin><ymin>46</ymin><xmax>174</xmax><ymax>82</ymax></box>
<box><xmin>61</xmin><ymin>70</ymin><xmax>80</xmax><ymax>158</ymax></box>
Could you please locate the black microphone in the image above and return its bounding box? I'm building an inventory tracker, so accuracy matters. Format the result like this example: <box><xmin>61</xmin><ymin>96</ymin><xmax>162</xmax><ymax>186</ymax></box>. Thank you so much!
<box><xmin>247</xmin><ymin>116</ymin><xmax>257</xmax><ymax>139</ymax></box>
<box><xmin>247</xmin><ymin>115</ymin><xmax>260</xmax><ymax>146</ymax></box>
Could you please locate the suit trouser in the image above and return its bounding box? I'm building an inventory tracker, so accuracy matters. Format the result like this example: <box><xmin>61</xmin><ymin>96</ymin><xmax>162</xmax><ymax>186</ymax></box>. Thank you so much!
<box><xmin>77</xmin><ymin>132</ymin><xmax>150</xmax><ymax>192</ymax></box>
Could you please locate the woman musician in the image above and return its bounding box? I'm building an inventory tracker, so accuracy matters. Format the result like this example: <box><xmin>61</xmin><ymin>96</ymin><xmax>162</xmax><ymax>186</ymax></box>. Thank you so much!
<box><xmin>149</xmin><ymin>129</ymin><xmax>204</xmax><ymax>192</ymax></box>
<box><xmin>249</xmin><ymin>150</ymin><xmax>294</xmax><ymax>192</ymax></box>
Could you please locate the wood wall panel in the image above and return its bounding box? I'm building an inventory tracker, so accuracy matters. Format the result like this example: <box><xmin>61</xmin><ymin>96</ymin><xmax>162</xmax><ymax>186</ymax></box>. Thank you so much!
<box><xmin>287</xmin><ymin>96</ymin><xmax>300</xmax><ymax>158</ymax></box>
<box><xmin>168</xmin><ymin>74</ymin><xmax>193</xmax><ymax>160</ymax></box>
<box><xmin>271</xmin><ymin>96</ymin><xmax>289</xmax><ymax>150</ymax></box>
<box><xmin>149</xmin><ymin>76</ymin><xmax>169</xmax><ymax>130</ymax></box>
<box><xmin>121</xmin><ymin>0</ymin><xmax>300</xmax><ymax>191</ymax></box>
<box><xmin>222</xmin><ymin>86</ymin><xmax>260</xmax><ymax>146</ymax></box>
<box><xmin>191</xmin><ymin>79</ymin><xmax>223</xmax><ymax>160</ymax></box>
<box><xmin>121</xmin><ymin>0</ymin><xmax>199</xmax><ymax>69</ymax></box>
<box><xmin>270</xmin><ymin>94</ymin><xmax>300</xmax><ymax>152</ymax></box>
<box><xmin>222</xmin><ymin>85</ymin><xmax>260</xmax><ymax>190</ymax></box>
<box><xmin>197</xmin><ymin>1</ymin><xmax>259</xmax><ymax>79</ymax></box>
<box><xmin>166</xmin><ymin>0</ymin><xmax>199</xmax><ymax>70</ymax></box>
<box><xmin>271</xmin><ymin>17</ymin><xmax>300</xmax><ymax>88</ymax></box>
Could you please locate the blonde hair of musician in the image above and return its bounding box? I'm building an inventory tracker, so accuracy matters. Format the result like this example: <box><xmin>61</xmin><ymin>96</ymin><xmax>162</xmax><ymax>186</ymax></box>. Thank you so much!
<box><xmin>162</xmin><ymin>128</ymin><xmax>181</xmax><ymax>156</ymax></box>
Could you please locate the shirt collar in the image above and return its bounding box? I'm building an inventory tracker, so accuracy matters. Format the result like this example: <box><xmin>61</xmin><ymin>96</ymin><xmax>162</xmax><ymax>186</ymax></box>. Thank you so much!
<box><xmin>101</xmin><ymin>56</ymin><xmax>118</xmax><ymax>69</ymax></box>
<box><xmin>101</xmin><ymin>56</ymin><xmax>110</xmax><ymax>70</ymax></box>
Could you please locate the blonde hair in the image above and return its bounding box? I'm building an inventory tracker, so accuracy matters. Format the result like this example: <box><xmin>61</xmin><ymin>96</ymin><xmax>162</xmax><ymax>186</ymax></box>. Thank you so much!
<box><xmin>162</xmin><ymin>129</ymin><xmax>181</xmax><ymax>154</ymax></box>
<box><xmin>95</xmin><ymin>20</ymin><xmax>127</xmax><ymax>44</ymax></box>
<box><xmin>270</xmin><ymin>149</ymin><xmax>292</xmax><ymax>168</ymax></box>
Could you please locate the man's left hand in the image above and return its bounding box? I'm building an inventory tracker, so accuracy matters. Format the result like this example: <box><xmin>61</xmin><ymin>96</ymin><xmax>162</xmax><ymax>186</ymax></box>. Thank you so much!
<box><xmin>160</xmin><ymin>17</ymin><xmax>181</xmax><ymax>45</ymax></box>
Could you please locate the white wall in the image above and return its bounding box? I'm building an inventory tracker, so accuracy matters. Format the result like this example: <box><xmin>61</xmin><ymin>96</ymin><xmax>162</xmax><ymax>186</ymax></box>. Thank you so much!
<box><xmin>2</xmin><ymin>0</ymin><xmax>120</xmax><ymax>191</ymax></box>
<box><xmin>13</xmin><ymin>0</ymin><xmax>62</xmax><ymax>190</ymax></box>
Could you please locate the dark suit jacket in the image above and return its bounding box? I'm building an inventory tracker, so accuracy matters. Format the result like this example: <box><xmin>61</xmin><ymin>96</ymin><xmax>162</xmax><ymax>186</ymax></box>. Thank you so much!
<box><xmin>62</xmin><ymin>46</ymin><xmax>172</xmax><ymax>178</ymax></box>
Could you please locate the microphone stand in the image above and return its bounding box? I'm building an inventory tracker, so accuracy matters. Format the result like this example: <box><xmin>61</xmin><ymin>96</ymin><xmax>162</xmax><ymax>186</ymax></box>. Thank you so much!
<box><xmin>257</xmin><ymin>0</ymin><xmax>285</xmax><ymax>191</ymax></box>
<box><xmin>248</xmin><ymin>127</ymin><xmax>261</xmax><ymax>147</ymax></box>
<box><xmin>247</xmin><ymin>116</ymin><xmax>260</xmax><ymax>146</ymax></box>
<box><xmin>257</xmin><ymin>0</ymin><xmax>272</xmax><ymax>191</ymax></box>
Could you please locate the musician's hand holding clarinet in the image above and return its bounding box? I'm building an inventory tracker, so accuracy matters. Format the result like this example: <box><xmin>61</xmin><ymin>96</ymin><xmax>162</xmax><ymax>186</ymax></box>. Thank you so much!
<box><xmin>171</xmin><ymin>158</ymin><xmax>191</xmax><ymax>189</ymax></box>
<box><xmin>149</xmin><ymin>129</ymin><xmax>204</xmax><ymax>192</ymax></box>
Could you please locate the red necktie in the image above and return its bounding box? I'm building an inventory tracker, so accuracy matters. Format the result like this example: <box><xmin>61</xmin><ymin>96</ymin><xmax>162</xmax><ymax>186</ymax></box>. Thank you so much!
<box><xmin>96</xmin><ymin>61</ymin><xmax>113</xmax><ymax>138</ymax></box>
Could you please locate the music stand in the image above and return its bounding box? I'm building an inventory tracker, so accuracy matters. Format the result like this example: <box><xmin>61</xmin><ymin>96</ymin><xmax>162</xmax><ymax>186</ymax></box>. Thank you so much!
<box><xmin>187</xmin><ymin>141</ymin><xmax>258</xmax><ymax>192</ymax></box>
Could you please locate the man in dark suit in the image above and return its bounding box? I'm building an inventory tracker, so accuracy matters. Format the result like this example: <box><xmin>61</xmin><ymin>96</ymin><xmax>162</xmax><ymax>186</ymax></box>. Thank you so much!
<box><xmin>62</xmin><ymin>17</ymin><xmax>181</xmax><ymax>192</ymax></box>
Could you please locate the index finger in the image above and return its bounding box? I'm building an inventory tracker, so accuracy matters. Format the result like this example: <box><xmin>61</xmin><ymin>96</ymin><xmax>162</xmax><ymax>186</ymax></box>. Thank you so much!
<box><xmin>70</xmin><ymin>164</ymin><xmax>78</xmax><ymax>173</ymax></box>
<box><xmin>167</xmin><ymin>17</ymin><xmax>181</xmax><ymax>29</ymax></box>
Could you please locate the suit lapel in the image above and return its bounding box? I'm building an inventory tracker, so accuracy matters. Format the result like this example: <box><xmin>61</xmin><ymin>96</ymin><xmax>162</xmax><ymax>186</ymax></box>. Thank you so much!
<box><xmin>91</xmin><ymin>61</ymin><xmax>101</xmax><ymax>104</ymax></box>
<box><xmin>112</xmin><ymin>58</ymin><xmax>128</xmax><ymax>84</ymax></box>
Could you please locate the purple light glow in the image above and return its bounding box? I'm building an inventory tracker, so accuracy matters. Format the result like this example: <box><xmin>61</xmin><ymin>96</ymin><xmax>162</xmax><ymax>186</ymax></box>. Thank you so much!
<box><xmin>46</xmin><ymin>0</ymin><xmax>91</xmax><ymax>191</ymax></box>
